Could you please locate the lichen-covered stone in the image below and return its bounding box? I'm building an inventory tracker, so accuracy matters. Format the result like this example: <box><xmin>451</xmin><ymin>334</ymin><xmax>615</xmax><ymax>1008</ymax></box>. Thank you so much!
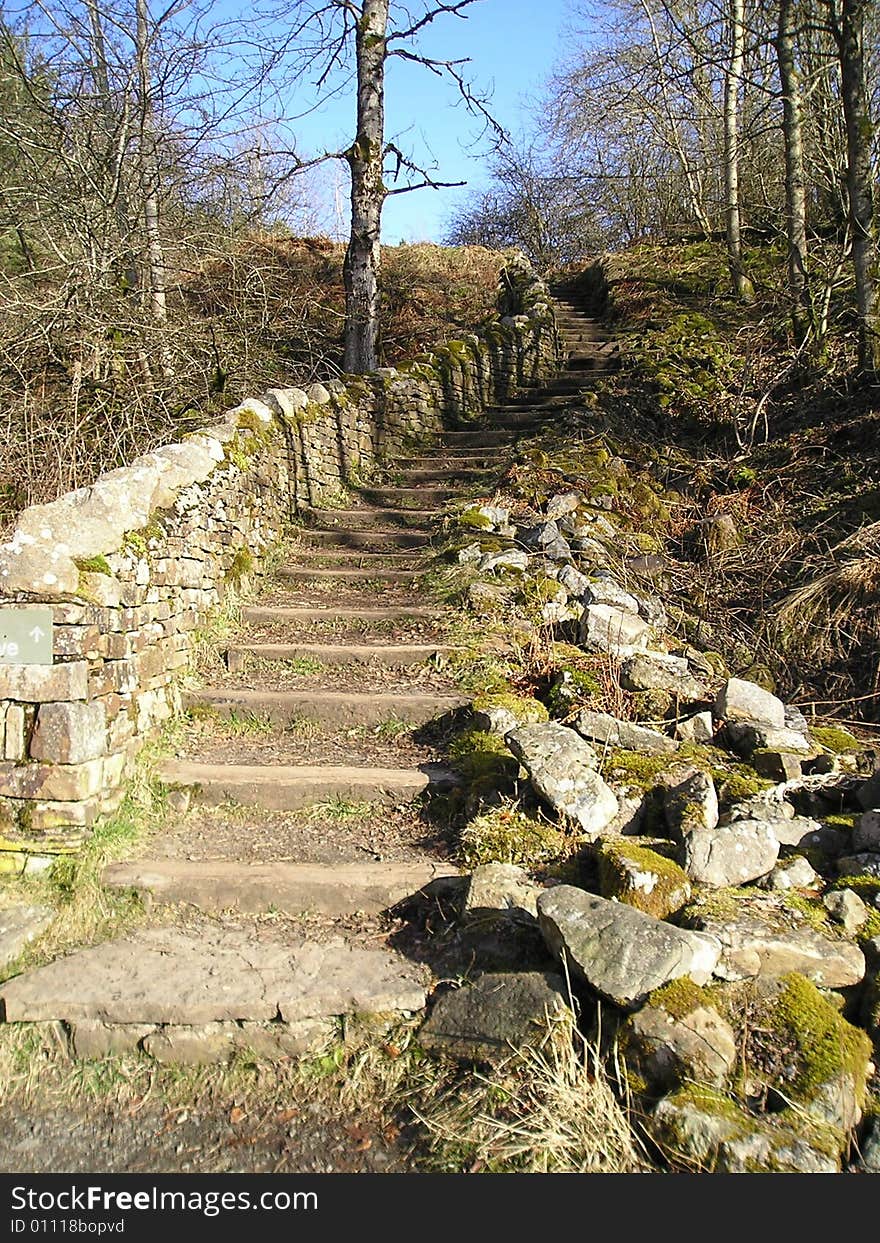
<box><xmin>419</xmin><ymin>972</ymin><xmax>569</xmax><ymax>1064</ymax></box>
<box><xmin>675</xmin><ymin>711</ymin><xmax>714</xmax><ymax>744</ymax></box>
<box><xmin>763</xmin><ymin>856</ymin><xmax>820</xmax><ymax>891</ymax></box>
<box><xmin>650</xmin><ymin>1086</ymin><xmax>840</xmax><ymax>1172</ymax></box>
<box><xmin>679</xmin><ymin>819</ymin><xmax>779</xmax><ymax>888</ymax></box>
<box><xmin>681</xmin><ymin>890</ymin><xmax>865</xmax><ymax>987</ymax></box>
<box><xmin>714</xmin><ymin>678</ymin><xmax>786</xmax><ymax>728</ymax></box>
<box><xmin>537</xmin><ymin>886</ymin><xmax>721</xmax><ymax>1010</ymax></box>
<box><xmin>30</xmin><ymin>701</ymin><xmax>106</xmax><ymax>764</ymax></box>
<box><xmin>596</xmin><ymin>837</ymin><xmax>691</xmax><ymax>918</ymax></box>
<box><xmin>462</xmin><ymin>863</ymin><xmax>539</xmax><ymax>925</ymax></box>
<box><xmin>663</xmin><ymin>766</ymin><xmax>719</xmax><ymax>839</ymax></box>
<box><xmin>575</xmin><ymin>709</ymin><xmax>677</xmax><ymax>756</ymax></box>
<box><xmin>623</xmin><ymin>979</ymin><xmax>737</xmax><ymax>1092</ymax></box>
<box><xmin>506</xmin><ymin>723</ymin><xmax>619</xmax><ymax>838</ymax></box>
<box><xmin>823</xmin><ymin>888</ymin><xmax>869</xmax><ymax>933</ymax></box>
<box><xmin>580</xmin><ymin>604</ymin><xmax>652</xmax><ymax>655</ymax></box>
<box><xmin>620</xmin><ymin>651</ymin><xmax>708</xmax><ymax>700</ymax></box>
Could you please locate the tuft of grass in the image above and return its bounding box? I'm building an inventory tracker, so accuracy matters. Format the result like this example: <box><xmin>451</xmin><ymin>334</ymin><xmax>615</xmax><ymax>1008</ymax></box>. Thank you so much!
<box><xmin>411</xmin><ymin>1014</ymin><xmax>647</xmax><ymax>1173</ymax></box>
<box><xmin>283</xmin><ymin>656</ymin><xmax>326</xmax><ymax>676</ymax></box>
<box><xmin>459</xmin><ymin>799</ymin><xmax>576</xmax><ymax>870</ymax></box>
<box><xmin>304</xmin><ymin>797</ymin><xmax>373</xmax><ymax>824</ymax></box>
<box><xmin>220</xmin><ymin>711</ymin><xmax>276</xmax><ymax>736</ymax></box>
<box><xmin>373</xmin><ymin>716</ymin><xmax>412</xmax><ymax>741</ymax></box>
<box><xmin>773</xmin><ymin>523</ymin><xmax>880</xmax><ymax>664</ymax></box>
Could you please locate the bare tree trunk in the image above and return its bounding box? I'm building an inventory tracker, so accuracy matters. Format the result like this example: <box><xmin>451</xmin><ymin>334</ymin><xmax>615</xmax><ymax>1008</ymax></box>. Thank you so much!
<box><xmin>723</xmin><ymin>0</ymin><xmax>753</xmax><ymax>300</ymax></box>
<box><xmin>776</xmin><ymin>0</ymin><xmax>811</xmax><ymax>336</ymax></box>
<box><xmin>640</xmin><ymin>0</ymin><xmax>714</xmax><ymax>236</ymax></box>
<box><xmin>343</xmin><ymin>0</ymin><xmax>389</xmax><ymax>374</ymax></box>
<box><xmin>86</xmin><ymin>0</ymin><xmax>137</xmax><ymax>293</ymax></box>
<box><xmin>834</xmin><ymin>0</ymin><xmax>879</xmax><ymax>370</ymax></box>
<box><xmin>136</xmin><ymin>0</ymin><xmax>167</xmax><ymax>328</ymax></box>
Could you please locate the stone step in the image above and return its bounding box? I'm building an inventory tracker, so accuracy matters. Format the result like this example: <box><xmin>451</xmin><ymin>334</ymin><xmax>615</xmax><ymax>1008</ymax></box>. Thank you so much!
<box><xmin>303</xmin><ymin>506</ymin><xmax>439</xmax><ymax>529</ymax></box>
<box><xmin>242</xmin><ymin>605</ymin><xmax>441</xmax><ymax>624</ymax></box>
<box><xmin>226</xmin><ymin>642</ymin><xmax>455</xmax><ymax>670</ymax></box>
<box><xmin>102</xmin><ymin>858</ymin><xmax>460</xmax><ymax>917</ymax></box>
<box><xmin>297</xmin><ymin>527</ymin><xmax>433</xmax><ymax>549</ymax></box>
<box><xmin>357</xmin><ymin>486</ymin><xmax>463</xmax><ymax>507</ymax></box>
<box><xmin>158</xmin><ymin>758</ymin><xmax>454</xmax><ymax>809</ymax></box>
<box><xmin>183</xmin><ymin>688</ymin><xmax>468</xmax><ymax>727</ymax></box>
<box><xmin>399</xmin><ymin>454</ymin><xmax>509</xmax><ymax>469</ymax></box>
<box><xmin>392</xmin><ymin>467</ymin><xmax>489</xmax><ymax>484</ymax></box>
<box><xmin>276</xmin><ymin>565</ymin><xmax>423</xmax><ymax>583</ymax></box>
<box><xmin>0</xmin><ymin>926</ymin><xmax>428</xmax><ymax>1063</ymax></box>
<box><xmin>438</xmin><ymin>429</ymin><xmax>518</xmax><ymax>446</ymax></box>
<box><xmin>287</xmin><ymin>548</ymin><xmax>421</xmax><ymax>566</ymax></box>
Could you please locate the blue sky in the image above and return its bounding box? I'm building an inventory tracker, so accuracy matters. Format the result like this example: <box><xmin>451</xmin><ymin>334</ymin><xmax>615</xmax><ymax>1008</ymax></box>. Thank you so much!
<box><xmin>278</xmin><ymin>0</ymin><xmax>576</xmax><ymax>243</ymax></box>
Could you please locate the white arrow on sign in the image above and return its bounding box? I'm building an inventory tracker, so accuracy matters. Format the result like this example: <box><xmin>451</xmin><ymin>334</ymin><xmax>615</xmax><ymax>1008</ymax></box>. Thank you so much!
<box><xmin>30</xmin><ymin>626</ymin><xmax>45</xmax><ymax>642</ymax></box>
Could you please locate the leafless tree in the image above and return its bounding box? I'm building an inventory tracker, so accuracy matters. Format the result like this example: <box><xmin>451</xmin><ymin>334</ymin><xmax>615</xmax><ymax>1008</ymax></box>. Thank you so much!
<box><xmin>243</xmin><ymin>1</ymin><xmax>502</xmax><ymax>372</ymax></box>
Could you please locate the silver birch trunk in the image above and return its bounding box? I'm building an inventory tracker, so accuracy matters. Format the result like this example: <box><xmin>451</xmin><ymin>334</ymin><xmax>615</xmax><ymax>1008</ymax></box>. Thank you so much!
<box><xmin>343</xmin><ymin>0</ymin><xmax>389</xmax><ymax>374</ymax></box>
<box><xmin>86</xmin><ymin>0</ymin><xmax>137</xmax><ymax>293</ymax></box>
<box><xmin>776</xmin><ymin>0</ymin><xmax>811</xmax><ymax>335</ymax></box>
<box><xmin>837</xmin><ymin>0</ymin><xmax>879</xmax><ymax>370</ymax></box>
<box><xmin>136</xmin><ymin>0</ymin><xmax>167</xmax><ymax>328</ymax></box>
<box><xmin>723</xmin><ymin>0</ymin><xmax>753</xmax><ymax>299</ymax></box>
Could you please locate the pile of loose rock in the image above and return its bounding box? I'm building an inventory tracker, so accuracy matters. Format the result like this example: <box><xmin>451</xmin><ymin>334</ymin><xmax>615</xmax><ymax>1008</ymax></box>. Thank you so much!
<box><xmin>430</xmin><ymin>483</ymin><xmax>880</xmax><ymax>1172</ymax></box>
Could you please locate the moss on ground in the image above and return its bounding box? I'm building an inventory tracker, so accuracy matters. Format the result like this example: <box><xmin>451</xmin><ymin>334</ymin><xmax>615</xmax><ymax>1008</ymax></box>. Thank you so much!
<box><xmin>646</xmin><ymin>977</ymin><xmax>708</xmax><ymax>1021</ymax></box>
<box><xmin>459</xmin><ymin>803</ymin><xmax>574</xmax><ymax>870</ymax></box>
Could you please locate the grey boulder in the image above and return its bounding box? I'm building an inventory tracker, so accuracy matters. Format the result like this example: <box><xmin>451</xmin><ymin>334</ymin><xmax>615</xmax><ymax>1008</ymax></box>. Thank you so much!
<box><xmin>506</xmin><ymin>723</ymin><xmax>619</xmax><ymax>838</ymax></box>
<box><xmin>537</xmin><ymin>886</ymin><xmax>720</xmax><ymax>1010</ymax></box>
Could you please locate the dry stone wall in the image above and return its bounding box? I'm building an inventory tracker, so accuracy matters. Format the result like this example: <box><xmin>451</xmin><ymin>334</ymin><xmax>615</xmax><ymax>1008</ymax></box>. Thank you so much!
<box><xmin>0</xmin><ymin>255</ymin><xmax>560</xmax><ymax>870</ymax></box>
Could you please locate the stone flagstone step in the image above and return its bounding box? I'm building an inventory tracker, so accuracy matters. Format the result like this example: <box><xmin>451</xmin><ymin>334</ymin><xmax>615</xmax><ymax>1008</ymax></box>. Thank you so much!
<box><xmin>183</xmin><ymin>688</ymin><xmax>468</xmax><ymax>727</ymax></box>
<box><xmin>102</xmin><ymin>858</ymin><xmax>460</xmax><ymax>917</ymax></box>
<box><xmin>0</xmin><ymin>926</ymin><xmax>428</xmax><ymax>1033</ymax></box>
<box><xmin>286</xmin><ymin>548</ymin><xmax>422</xmax><ymax>565</ymax></box>
<box><xmin>392</xmin><ymin>468</ymin><xmax>489</xmax><ymax>485</ymax></box>
<box><xmin>297</xmin><ymin>527</ymin><xmax>433</xmax><ymax>549</ymax></box>
<box><xmin>242</xmin><ymin>605</ymin><xmax>441</xmax><ymax>624</ymax></box>
<box><xmin>358</xmin><ymin>486</ymin><xmax>469</xmax><ymax>506</ymax></box>
<box><xmin>158</xmin><ymin>759</ymin><xmax>455</xmax><ymax>809</ymax></box>
<box><xmin>226</xmin><ymin>642</ymin><xmax>456</xmax><ymax>669</ymax></box>
<box><xmin>303</xmin><ymin>505</ymin><xmax>439</xmax><ymax>528</ymax></box>
<box><xmin>277</xmin><ymin>564</ymin><xmax>423</xmax><ymax>583</ymax></box>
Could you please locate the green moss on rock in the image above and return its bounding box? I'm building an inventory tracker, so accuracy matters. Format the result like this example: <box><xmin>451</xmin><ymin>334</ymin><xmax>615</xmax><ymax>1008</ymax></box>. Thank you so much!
<box><xmin>74</xmin><ymin>555</ymin><xmax>112</xmax><ymax>576</ymax></box>
<box><xmin>597</xmin><ymin>837</ymin><xmax>691</xmax><ymax>918</ymax></box>
<box><xmin>647</xmin><ymin>977</ymin><xmax>708</xmax><ymax>1021</ymax></box>
<box><xmin>770</xmin><ymin>973</ymin><xmax>872</xmax><ymax>1116</ymax></box>
<box><xmin>812</xmin><ymin>725</ymin><xmax>864</xmax><ymax>755</ymax></box>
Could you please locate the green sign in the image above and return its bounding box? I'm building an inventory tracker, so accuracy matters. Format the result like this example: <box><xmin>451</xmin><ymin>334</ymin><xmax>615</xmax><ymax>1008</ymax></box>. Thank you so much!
<box><xmin>0</xmin><ymin>607</ymin><xmax>54</xmax><ymax>665</ymax></box>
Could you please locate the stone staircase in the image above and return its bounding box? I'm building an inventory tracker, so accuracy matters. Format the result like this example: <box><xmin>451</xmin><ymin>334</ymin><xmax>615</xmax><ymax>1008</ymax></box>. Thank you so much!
<box><xmin>0</xmin><ymin>292</ymin><xmax>617</xmax><ymax>1064</ymax></box>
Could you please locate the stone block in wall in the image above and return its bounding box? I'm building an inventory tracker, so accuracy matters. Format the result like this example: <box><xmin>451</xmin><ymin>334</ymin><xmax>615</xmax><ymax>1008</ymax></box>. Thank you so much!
<box><xmin>102</xmin><ymin>751</ymin><xmax>128</xmax><ymax>788</ymax></box>
<box><xmin>30</xmin><ymin>702</ymin><xmax>106</xmax><ymax>764</ymax></box>
<box><xmin>4</xmin><ymin>705</ymin><xmax>25</xmax><ymax>761</ymax></box>
<box><xmin>105</xmin><ymin>633</ymin><xmax>130</xmax><ymax>660</ymax></box>
<box><xmin>88</xmin><ymin>659</ymin><xmax>138</xmax><ymax>697</ymax></box>
<box><xmin>0</xmin><ymin>662</ymin><xmax>88</xmax><ymax>703</ymax></box>
<box><xmin>107</xmin><ymin>710</ymin><xmax>134</xmax><ymax>752</ymax></box>
<box><xmin>178</xmin><ymin>559</ymin><xmax>205</xmax><ymax>589</ymax></box>
<box><xmin>0</xmin><ymin>758</ymin><xmax>105</xmax><ymax>801</ymax></box>
<box><xmin>135</xmin><ymin>646</ymin><xmax>167</xmax><ymax>685</ymax></box>
<box><xmin>53</xmin><ymin>625</ymin><xmax>103</xmax><ymax>660</ymax></box>
<box><xmin>79</xmin><ymin>571</ymin><xmax>124</xmax><ymax>606</ymax></box>
<box><xmin>28</xmin><ymin>798</ymin><xmax>101</xmax><ymax>832</ymax></box>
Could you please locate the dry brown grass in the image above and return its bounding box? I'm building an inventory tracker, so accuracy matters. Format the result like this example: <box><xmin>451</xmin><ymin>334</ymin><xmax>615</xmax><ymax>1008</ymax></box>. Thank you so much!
<box><xmin>410</xmin><ymin>1010</ymin><xmax>648</xmax><ymax>1173</ymax></box>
